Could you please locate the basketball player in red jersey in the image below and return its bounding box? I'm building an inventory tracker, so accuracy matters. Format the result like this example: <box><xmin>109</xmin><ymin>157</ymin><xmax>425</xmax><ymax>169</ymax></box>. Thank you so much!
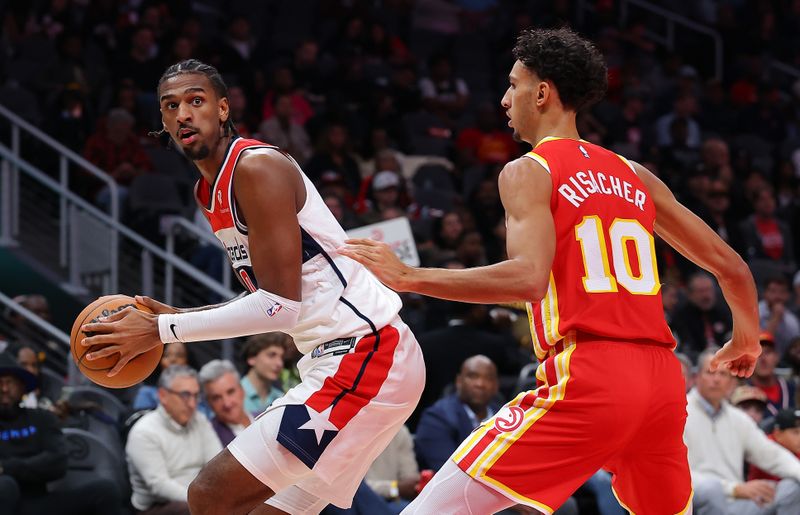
<box><xmin>340</xmin><ymin>28</ymin><xmax>762</xmax><ymax>514</ymax></box>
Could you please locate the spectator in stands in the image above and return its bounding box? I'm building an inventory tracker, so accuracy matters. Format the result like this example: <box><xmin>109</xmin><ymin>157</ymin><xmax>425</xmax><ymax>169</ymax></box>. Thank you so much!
<box><xmin>676</xmin><ymin>352</ymin><xmax>694</xmax><ymax>393</ymax></box>
<box><xmin>226</xmin><ymin>85</ymin><xmax>257</xmax><ymax>139</ymax></box>
<box><xmin>322</xmin><ymin>192</ymin><xmax>361</xmax><ymax>231</ymax></box>
<box><xmin>359</xmin><ymin>170</ymin><xmax>405</xmax><ymax>224</ymax></box>
<box><xmin>731</xmin><ymin>385</ymin><xmax>770</xmax><ymax>426</ymax></box>
<box><xmin>258</xmin><ymin>93</ymin><xmax>312</xmax><ymax>165</ymax></box>
<box><xmin>305</xmin><ymin>122</ymin><xmax>362</xmax><ymax>194</ymax></box>
<box><xmin>701</xmin><ymin>179</ymin><xmax>745</xmax><ymax>256</ymax></box>
<box><xmin>740</xmin><ymin>187</ymin><xmax>795</xmax><ymax>271</ymax></box>
<box><xmin>365</xmin><ymin>425</ymin><xmax>421</xmax><ymax>513</ymax></box>
<box><xmin>760</xmin><ymin>277</ymin><xmax>800</xmax><ymax>356</ymax></box>
<box><xmin>415</xmin><ymin>355</ymin><xmax>500</xmax><ymax>471</ymax></box>
<box><xmin>414</xmin><ymin>303</ymin><xmax>520</xmax><ymax>426</ymax></box>
<box><xmin>260</xmin><ymin>66</ymin><xmax>314</xmax><ymax>126</ymax></box>
<box><xmin>656</xmin><ymin>92</ymin><xmax>702</xmax><ymax>148</ymax></box>
<box><xmin>198</xmin><ymin>359</ymin><xmax>252</xmax><ymax>447</ymax></box>
<box><xmin>15</xmin><ymin>345</ymin><xmax>60</xmax><ymax>409</ymax></box>
<box><xmin>455</xmin><ymin>103</ymin><xmax>518</xmax><ymax>165</ymax></box>
<box><xmin>686</xmin><ymin>349</ymin><xmax>800</xmax><ymax>514</ymax></box>
<box><xmin>241</xmin><ymin>333</ymin><xmax>286</xmax><ymax>414</ymax></box>
<box><xmin>126</xmin><ymin>365</ymin><xmax>221</xmax><ymax>515</ymax></box>
<box><xmin>673</xmin><ymin>273</ymin><xmax>733</xmax><ymax>358</ymax></box>
<box><xmin>133</xmin><ymin>341</ymin><xmax>190</xmax><ymax>411</ymax></box>
<box><xmin>0</xmin><ymin>351</ymin><xmax>123</xmax><ymax>515</ymax></box>
<box><xmin>114</xmin><ymin>25</ymin><xmax>161</xmax><ymax>92</ymax></box>
<box><xmin>792</xmin><ymin>272</ymin><xmax>800</xmax><ymax>317</ymax></box>
<box><xmin>749</xmin><ymin>333</ymin><xmax>797</xmax><ymax>418</ymax></box>
<box><xmin>419</xmin><ymin>54</ymin><xmax>468</xmax><ymax>119</ymax></box>
<box><xmin>7</xmin><ymin>295</ymin><xmax>51</xmax><ymax>345</ymax></box>
<box><xmin>83</xmin><ymin>107</ymin><xmax>153</xmax><ymax>211</ymax></box>
<box><xmin>785</xmin><ymin>337</ymin><xmax>800</xmax><ymax>380</ymax></box>
<box><xmin>749</xmin><ymin>409</ymin><xmax>800</xmax><ymax>481</ymax></box>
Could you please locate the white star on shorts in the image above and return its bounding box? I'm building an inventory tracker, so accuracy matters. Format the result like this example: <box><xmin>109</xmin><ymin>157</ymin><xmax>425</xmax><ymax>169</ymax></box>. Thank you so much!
<box><xmin>298</xmin><ymin>405</ymin><xmax>338</xmax><ymax>444</ymax></box>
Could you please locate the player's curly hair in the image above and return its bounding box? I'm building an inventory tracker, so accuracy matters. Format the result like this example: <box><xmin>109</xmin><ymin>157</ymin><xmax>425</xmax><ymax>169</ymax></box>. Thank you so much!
<box><xmin>512</xmin><ymin>27</ymin><xmax>607</xmax><ymax>112</ymax></box>
<box><xmin>150</xmin><ymin>59</ymin><xmax>238</xmax><ymax>138</ymax></box>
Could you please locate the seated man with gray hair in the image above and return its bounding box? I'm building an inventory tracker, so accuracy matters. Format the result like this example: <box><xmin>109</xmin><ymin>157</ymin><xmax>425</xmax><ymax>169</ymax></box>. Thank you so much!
<box><xmin>685</xmin><ymin>348</ymin><xmax>800</xmax><ymax>515</ymax></box>
<box><xmin>198</xmin><ymin>359</ymin><xmax>255</xmax><ymax>446</ymax></box>
<box><xmin>126</xmin><ymin>365</ymin><xmax>222</xmax><ymax>515</ymax></box>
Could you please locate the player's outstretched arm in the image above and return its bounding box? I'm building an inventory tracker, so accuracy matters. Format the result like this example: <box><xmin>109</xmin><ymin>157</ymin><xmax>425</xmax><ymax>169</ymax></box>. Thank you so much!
<box><xmin>340</xmin><ymin>157</ymin><xmax>555</xmax><ymax>304</ymax></box>
<box><xmin>81</xmin><ymin>149</ymin><xmax>305</xmax><ymax>375</ymax></box>
<box><xmin>633</xmin><ymin>161</ymin><xmax>760</xmax><ymax>377</ymax></box>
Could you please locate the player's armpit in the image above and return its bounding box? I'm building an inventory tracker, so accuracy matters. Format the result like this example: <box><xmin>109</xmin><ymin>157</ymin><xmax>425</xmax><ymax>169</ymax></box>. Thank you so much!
<box><xmin>233</xmin><ymin>148</ymin><xmax>305</xmax><ymax>302</ymax></box>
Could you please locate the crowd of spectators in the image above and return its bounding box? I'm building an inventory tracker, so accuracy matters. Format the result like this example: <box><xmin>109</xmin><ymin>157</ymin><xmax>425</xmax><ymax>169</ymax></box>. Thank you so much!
<box><xmin>3</xmin><ymin>0</ymin><xmax>800</xmax><ymax>513</ymax></box>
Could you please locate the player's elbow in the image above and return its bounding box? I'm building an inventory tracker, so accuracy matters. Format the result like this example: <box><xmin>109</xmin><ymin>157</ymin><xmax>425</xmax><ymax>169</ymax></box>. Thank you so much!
<box><xmin>711</xmin><ymin>248</ymin><xmax>751</xmax><ymax>285</ymax></box>
<box><xmin>512</xmin><ymin>275</ymin><xmax>548</xmax><ymax>303</ymax></box>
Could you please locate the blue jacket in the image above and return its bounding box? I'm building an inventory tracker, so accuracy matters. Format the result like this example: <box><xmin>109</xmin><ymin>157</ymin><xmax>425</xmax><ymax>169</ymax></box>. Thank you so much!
<box><xmin>414</xmin><ymin>393</ymin><xmax>500</xmax><ymax>471</ymax></box>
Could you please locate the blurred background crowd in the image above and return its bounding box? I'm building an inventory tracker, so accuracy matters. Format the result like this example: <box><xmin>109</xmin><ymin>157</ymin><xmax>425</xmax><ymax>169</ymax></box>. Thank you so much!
<box><xmin>2</xmin><ymin>0</ymin><xmax>800</xmax><ymax>514</ymax></box>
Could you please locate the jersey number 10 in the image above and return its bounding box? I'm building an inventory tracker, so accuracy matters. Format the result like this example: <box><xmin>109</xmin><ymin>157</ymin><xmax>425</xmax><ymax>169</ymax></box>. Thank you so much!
<box><xmin>575</xmin><ymin>216</ymin><xmax>660</xmax><ymax>295</ymax></box>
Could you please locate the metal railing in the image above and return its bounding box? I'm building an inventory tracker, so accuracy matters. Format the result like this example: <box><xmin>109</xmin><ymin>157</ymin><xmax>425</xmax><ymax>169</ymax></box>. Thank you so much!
<box><xmin>575</xmin><ymin>0</ymin><xmax>724</xmax><ymax>81</ymax></box>
<box><xmin>163</xmin><ymin>216</ymin><xmax>231</xmax><ymax>305</ymax></box>
<box><xmin>0</xmin><ymin>104</ymin><xmax>121</xmax><ymax>291</ymax></box>
<box><xmin>0</xmin><ymin>289</ymin><xmax>76</xmax><ymax>380</ymax></box>
<box><xmin>0</xmin><ymin>144</ymin><xmax>238</xmax><ymax>305</ymax></box>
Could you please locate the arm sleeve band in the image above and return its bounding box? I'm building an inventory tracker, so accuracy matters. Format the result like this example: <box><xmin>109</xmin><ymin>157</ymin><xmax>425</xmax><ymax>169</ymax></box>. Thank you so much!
<box><xmin>157</xmin><ymin>289</ymin><xmax>301</xmax><ymax>343</ymax></box>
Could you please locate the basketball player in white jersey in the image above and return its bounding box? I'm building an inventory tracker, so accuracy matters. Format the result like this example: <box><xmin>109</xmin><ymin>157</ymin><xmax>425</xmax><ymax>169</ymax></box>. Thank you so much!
<box><xmin>80</xmin><ymin>60</ymin><xmax>425</xmax><ymax>514</ymax></box>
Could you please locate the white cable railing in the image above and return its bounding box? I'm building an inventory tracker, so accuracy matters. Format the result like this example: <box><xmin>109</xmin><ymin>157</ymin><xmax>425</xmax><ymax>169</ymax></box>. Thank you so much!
<box><xmin>576</xmin><ymin>0</ymin><xmax>724</xmax><ymax>80</ymax></box>
<box><xmin>0</xmin><ymin>144</ymin><xmax>237</xmax><ymax>302</ymax></box>
<box><xmin>0</xmin><ymin>103</ymin><xmax>121</xmax><ymax>291</ymax></box>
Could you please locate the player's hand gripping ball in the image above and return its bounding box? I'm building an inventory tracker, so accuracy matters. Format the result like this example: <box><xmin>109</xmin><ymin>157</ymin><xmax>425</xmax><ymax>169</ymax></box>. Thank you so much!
<box><xmin>70</xmin><ymin>295</ymin><xmax>163</xmax><ymax>388</ymax></box>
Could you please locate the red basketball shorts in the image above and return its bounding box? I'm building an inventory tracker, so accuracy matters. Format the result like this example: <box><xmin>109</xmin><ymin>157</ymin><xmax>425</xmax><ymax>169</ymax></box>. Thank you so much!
<box><xmin>453</xmin><ymin>335</ymin><xmax>692</xmax><ymax>515</ymax></box>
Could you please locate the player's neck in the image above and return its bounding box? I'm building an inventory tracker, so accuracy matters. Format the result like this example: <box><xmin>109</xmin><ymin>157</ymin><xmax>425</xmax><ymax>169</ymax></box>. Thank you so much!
<box><xmin>194</xmin><ymin>134</ymin><xmax>235</xmax><ymax>185</ymax></box>
<box><xmin>529</xmin><ymin>113</ymin><xmax>580</xmax><ymax>148</ymax></box>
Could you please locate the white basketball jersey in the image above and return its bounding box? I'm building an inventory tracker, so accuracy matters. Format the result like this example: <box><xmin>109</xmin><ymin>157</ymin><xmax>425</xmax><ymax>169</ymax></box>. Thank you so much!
<box><xmin>194</xmin><ymin>137</ymin><xmax>402</xmax><ymax>354</ymax></box>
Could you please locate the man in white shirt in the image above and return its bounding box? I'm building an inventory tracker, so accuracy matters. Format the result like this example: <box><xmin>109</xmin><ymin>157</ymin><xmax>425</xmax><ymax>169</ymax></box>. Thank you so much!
<box><xmin>126</xmin><ymin>365</ymin><xmax>222</xmax><ymax>515</ymax></box>
<box><xmin>685</xmin><ymin>349</ymin><xmax>800</xmax><ymax>514</ymax></box>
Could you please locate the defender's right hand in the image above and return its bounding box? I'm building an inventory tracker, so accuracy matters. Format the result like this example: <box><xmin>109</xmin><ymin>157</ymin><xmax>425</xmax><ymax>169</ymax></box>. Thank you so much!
<box><xmin>135</xmin><ymin>295</ymin><xmax>182</xmax><ymax>315</ymax></box>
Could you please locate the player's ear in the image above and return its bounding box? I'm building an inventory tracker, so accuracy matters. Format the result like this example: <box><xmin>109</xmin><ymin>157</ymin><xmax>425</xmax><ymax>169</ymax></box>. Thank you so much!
<box><xmin>219</xmin><ymin>96</ymin><xmax>230</xmax><ymax>124</ymax></box>
<box><xmin>536</xmin><ymin>81</ymin><xmax>549</xmax><ymax>106</ymax></box>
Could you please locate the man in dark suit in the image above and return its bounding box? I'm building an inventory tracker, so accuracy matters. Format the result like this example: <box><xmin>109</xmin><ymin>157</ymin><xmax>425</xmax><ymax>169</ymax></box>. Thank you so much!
<box><xmin>412</xmin><ymin>302</ymin><xmax>521</xmax><ymax>429</ymax></box>
<box><xmin>415</xmin><ymin>355</ymin><xmax>501</xmax><ymax>471</ymax></box>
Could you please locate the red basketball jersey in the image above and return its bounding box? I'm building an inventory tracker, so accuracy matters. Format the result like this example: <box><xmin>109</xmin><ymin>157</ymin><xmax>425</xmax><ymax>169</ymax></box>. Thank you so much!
<box><xmin>525</xmin><ymin>137</ymin><xmax>674</xmax><ymax>361</ymax></box>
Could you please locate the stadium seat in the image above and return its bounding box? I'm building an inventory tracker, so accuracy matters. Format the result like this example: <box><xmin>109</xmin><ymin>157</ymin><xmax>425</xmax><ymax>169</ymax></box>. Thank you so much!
<box><xmin>66</xmin><ymin>385</ymin><xmax>128</xmax><ymax>422</ymax></box>
<box><xmin>48</xmin><ymin>427</ymin><xmax>130</xmax><ymax>503</ymax></box>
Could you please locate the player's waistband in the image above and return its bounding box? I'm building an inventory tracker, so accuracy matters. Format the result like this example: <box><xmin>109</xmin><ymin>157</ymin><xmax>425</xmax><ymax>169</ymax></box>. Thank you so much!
<box><xmin>309</xmin><ymin>336</ymin><xmax>357</xmax><ymax>359</ymax></box>
<box><xmin>543</xmin><ymin>330</ymin><xmax>675</xmax><ymax>359</ymax></box>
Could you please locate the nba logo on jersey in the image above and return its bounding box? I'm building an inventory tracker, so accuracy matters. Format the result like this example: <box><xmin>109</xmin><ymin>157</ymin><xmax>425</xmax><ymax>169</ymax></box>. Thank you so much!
<box><xmin>579</xmin><ymin>145</ymin><xmax>590</xmax><ymax>159</ymax></box>
<box><xmin>217</xmin><ymin>189</ymin><xmax>223</xmax><ymax>206</ymax></box>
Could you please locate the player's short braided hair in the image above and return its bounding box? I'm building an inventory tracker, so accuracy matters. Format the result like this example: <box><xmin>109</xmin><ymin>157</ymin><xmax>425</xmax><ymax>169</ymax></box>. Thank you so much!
<box><xmin>512</xmin><ymin>27</ymin><xmax>608</xmax><ymax>112</ymax></box>
<box><xmin>152</xmin><ymin>59</ymin><xmax>238</xmax><ymax>138</ymax></box>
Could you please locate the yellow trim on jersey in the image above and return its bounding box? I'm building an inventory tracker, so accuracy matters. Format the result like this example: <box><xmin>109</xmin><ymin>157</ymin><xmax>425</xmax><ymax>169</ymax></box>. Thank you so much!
<box><xmin>526</xmin><ymin>302</ymin><xmax>548</xmax><ymax>360</ymax></box>
<box><xmin>479</xmin><ymin>475</ymin><xmax>555</xmax><ymax>514</ymax></box>
<box><xmin>610</xmin><ymin>485</ymin><xmax>692</xmax><ymax>515</ymax></box>
<box><xmin>524</xmin><ymin>151</ymin><xmax>551</xmax><ymax>174</ymax></box>
<box><xmin>451</xmin><ymin>389</ymin><xmax>531</xmax><ymax>463</ymax></box>
<box><xmin>614</xmin><ymin>153</ymin><xmax>637</xmax><ymax>175</ymax></box>
<box><xmin>534</xmin><ymin>136</ymin><xmax>586</xmax><ymax>148</ymax></box>
<box><xmin>540</xmin><ymin>274</ymin><xmax>564</xmax><ymax>346</ymax></box>
<box><xmin>611</xmin><ymin>486</ymin><xmax>634</xmax><ymax>514</ymax></box>
<box><xmin>467</xmin><ymin>342</ymin><xmax>577</xmax><ymax>479</ymax></box>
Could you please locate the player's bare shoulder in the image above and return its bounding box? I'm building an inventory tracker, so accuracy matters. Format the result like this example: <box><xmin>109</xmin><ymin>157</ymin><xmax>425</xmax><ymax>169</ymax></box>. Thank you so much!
<box><xmin>234</xmin><ymin>147</ymin><xmax>306</xmax><ymax>209</ymax></box>
<box><xmin>498</xmin><ymin>155</ymin><xmax>552</xmax><ymax>205</ymax></box>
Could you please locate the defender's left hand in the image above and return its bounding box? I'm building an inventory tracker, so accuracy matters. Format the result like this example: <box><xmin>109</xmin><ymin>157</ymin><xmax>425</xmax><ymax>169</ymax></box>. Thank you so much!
<box><xmin>81</xmin><ymin>307</ymin><xmax>162</xmax><ymax>376</ymax></box>
<box><xmin>339</xmin><ymin>238</ymin><xmax>412</xmax><ymax>291</ymax></box>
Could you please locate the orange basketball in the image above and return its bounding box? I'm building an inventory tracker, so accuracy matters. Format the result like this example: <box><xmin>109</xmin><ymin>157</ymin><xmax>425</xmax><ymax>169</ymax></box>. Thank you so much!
<box><xmin>70</xmin><ymin>294</ymin><xmax>163</xmax><ymax>389</ymax></box>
